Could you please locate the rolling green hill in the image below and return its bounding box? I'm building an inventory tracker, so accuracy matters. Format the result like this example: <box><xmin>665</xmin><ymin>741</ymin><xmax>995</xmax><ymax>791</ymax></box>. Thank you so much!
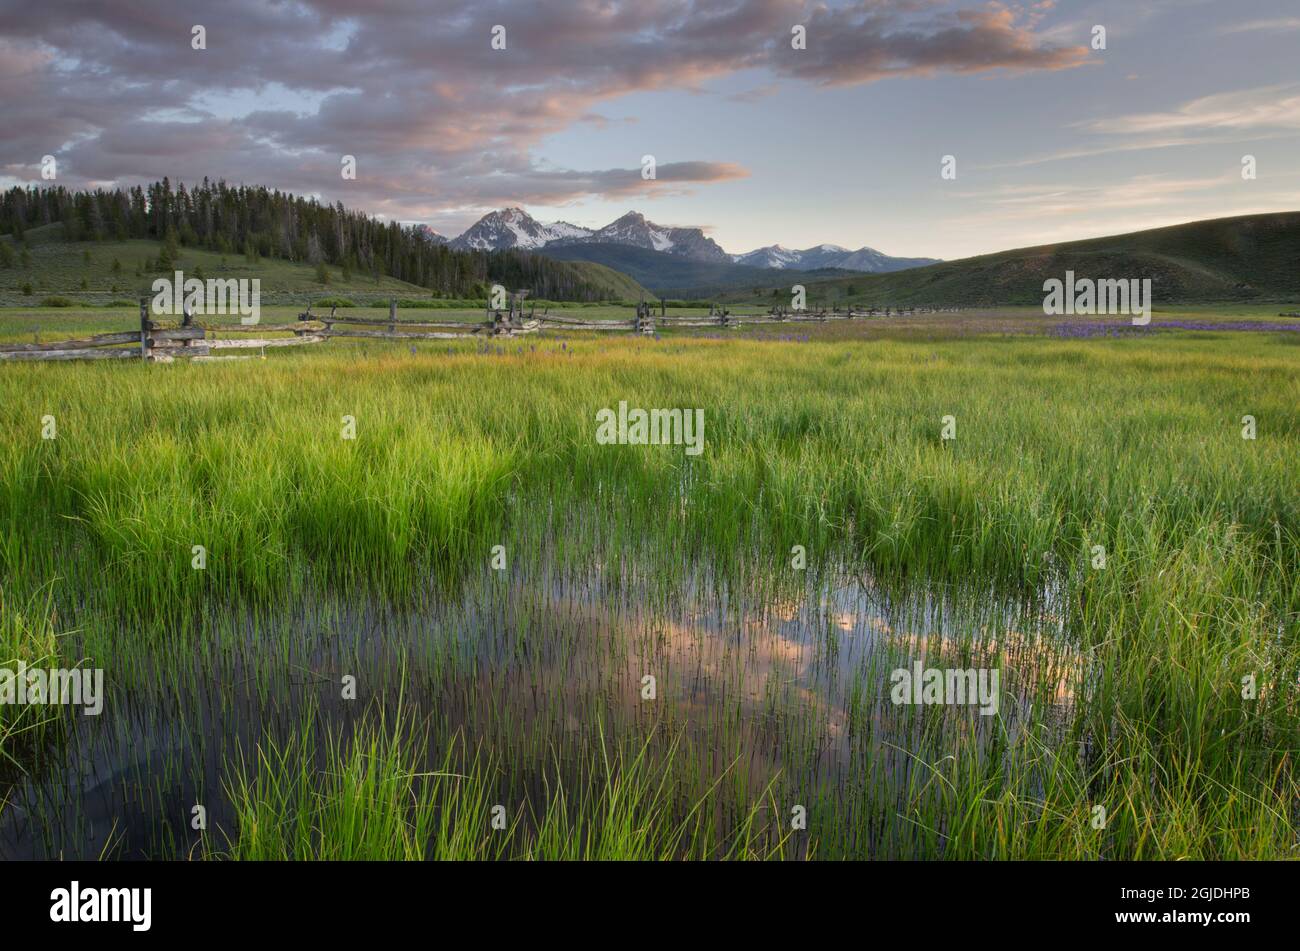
<box><xmin>0</xmin><ymin>222</ymin><xmax>649</xmax><ymax>305</ymax></box>
<box><xmin>725</xmin><ymin>211</ymin><xmax>1300</xmax><ymax>307</ymax></box>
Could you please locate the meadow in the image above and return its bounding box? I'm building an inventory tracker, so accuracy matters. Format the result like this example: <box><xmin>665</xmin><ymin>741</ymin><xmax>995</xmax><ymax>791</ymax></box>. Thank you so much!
<box><xmin>0</xmin><ymin>309</ymin><xmax>1296</xmax><ymax>860</ymax></box>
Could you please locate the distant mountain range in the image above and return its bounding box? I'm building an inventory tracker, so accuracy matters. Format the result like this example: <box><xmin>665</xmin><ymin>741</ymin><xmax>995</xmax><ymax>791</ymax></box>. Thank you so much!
<box><xmin>537</xmin><ymin>242</ymin><xmax>847</xmax><ymax>296</ymax></box>
<box><xmin>732</xmin><ymin>243</ymin><xmax>939</xmax><ymax>272</ymax></box>
<box><xmin>444</xmin><ymin>206</ymin><xmax>935</xmax><ymax>273</ymax></box>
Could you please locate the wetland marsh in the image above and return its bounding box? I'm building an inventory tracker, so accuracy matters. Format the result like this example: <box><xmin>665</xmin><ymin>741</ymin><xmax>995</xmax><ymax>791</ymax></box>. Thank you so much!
<box><xmin>0</xmin><ymin>311</ymin><xmax>1296</xmax><ymax>859</ymax></box>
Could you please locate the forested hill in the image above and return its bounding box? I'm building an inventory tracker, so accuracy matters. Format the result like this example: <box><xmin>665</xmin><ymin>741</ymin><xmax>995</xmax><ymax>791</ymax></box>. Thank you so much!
<box><xmin>0</xmin><ymin>180</ymin><xmax>647</xmax><ymax>301</ymax></box>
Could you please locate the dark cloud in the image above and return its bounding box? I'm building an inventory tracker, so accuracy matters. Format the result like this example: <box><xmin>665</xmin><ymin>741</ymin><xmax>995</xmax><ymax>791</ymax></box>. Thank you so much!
<box><xmin>0</xmin><ymin>1</ymin><xmax>1085</xmax><ymax>227</ymax></box>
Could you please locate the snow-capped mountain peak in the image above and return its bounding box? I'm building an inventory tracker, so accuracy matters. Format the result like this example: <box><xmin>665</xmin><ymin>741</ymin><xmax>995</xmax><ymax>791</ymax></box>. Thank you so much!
<box><xmin>448</xmin><ymin>207</ymin><xmax>591</xmax><ymax>251</ymax></box>
<box><xmin>542</xmin><ymin>220</ymin><xmax>594</xmax><ymax>240</ymax></box>
<box><xmin>590</xmin><ymin>211</ymin><xmax>676</xmax><ymax>252</ymax></box>
<box><xmin>447</xmin><ymin>207</ymin><xmax>729</xmax><ymax>262</ymax></box>
<box><xmin>732</xmin><ymin>244</ymin><xmax>803</xmax><ymax>269</ymax></box>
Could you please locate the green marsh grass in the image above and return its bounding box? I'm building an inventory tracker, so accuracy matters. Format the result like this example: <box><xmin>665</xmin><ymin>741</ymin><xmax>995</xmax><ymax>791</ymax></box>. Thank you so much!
<box><xmin>0</xmin><ymin>317</ymin><xmax>1295</xmax><ymax>859</ymax></box>
<box><xmin>0</xmin><ymin>589</ymin><xmax>64</xmax><ymax>766</ymax></box>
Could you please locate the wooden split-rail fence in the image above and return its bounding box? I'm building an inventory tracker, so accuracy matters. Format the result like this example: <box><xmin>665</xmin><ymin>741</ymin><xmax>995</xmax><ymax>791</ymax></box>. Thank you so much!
<box><xmin>311</xmin><ymin>298</ymin><xmax>542</xmax><ymax>341</ymax></box>
<box><xmin>0</xmin><ymin>295</ymin><xmax>960</xmax><ymax>363</ymax></box>
<box><xmin>0</xmin><ymin>298</ymin><xmax>330</xmax><ymax>363</ymax></box>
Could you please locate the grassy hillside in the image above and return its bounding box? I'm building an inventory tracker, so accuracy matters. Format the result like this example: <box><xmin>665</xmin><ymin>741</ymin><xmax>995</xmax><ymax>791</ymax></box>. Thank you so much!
<box><xmin>727</xmin><ymin>211</ymin><xmax>1300</xmax><ymax>307</ymax></box>
<box><xmin>548</xmin><ymin>255</ymin><xmax>649</xmax><ymax>300</ymax></box>
<box><xmin>0</xmin><ymin>223</ymin><xmax>649</xmax><ymax>304</ymax></box>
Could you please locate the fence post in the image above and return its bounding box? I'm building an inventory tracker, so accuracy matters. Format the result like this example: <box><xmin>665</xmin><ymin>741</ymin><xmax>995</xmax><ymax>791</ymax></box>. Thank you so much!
<box><xmin>139</xmin><ymin>296</ymin><xmax>150</xmax><ymax>362</ymax></box>
<box><xmin>634</xmin><ymin>299</ymin><xmax>654</xmax><ymax>336</ymax></box>
<box><xmin>389</xmin><ymin>298</ymin><xmax>397</xmax><ymax>333</ymax></box>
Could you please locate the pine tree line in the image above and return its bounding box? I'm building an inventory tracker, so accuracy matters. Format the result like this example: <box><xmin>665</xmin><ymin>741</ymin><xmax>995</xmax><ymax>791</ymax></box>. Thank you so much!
<box><xmin>0</xmin><ymin>180</ymin><xmax>627</xmax><ymax>301</ymax></box>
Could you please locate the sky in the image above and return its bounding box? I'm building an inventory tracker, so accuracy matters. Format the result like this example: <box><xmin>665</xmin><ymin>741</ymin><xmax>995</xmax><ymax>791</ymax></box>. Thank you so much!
<box><xmin>1</xmin><ymin>0</ymin><xmax>1298</xmax><ymax>260</ymax></box>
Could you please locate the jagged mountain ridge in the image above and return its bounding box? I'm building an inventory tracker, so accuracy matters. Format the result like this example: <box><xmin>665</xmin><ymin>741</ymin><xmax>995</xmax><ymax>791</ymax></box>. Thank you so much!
<box><xmin>445</xmin><ymin>207</ymin><xmax>934</xmax><ymax>271</ymax></box>
<box><xmin>448</xmin><ymin>207</ymin><xmax>591</xmax><ymax>251</ymax></box>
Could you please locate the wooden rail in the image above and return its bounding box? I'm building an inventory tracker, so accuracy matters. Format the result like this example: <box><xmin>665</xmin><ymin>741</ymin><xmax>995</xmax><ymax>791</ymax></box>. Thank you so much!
<box><xmin>0</xmin><ymin>331</ymin><xmax>140</xmax><ymax>354</ymax></box>
<box><xmin>201</xmin><ymin>321</ymin><xmax>325</xmax><ymax>334</ymax></box>
<box><xmin>0</xmin><ymin>346</ymin><xmax>141</xmax><ymax>362</ymax></box>
<box><xmin>209</xmin><ymin>335</ymin><xmax>327</xmax><ymax>350</ymax></box>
